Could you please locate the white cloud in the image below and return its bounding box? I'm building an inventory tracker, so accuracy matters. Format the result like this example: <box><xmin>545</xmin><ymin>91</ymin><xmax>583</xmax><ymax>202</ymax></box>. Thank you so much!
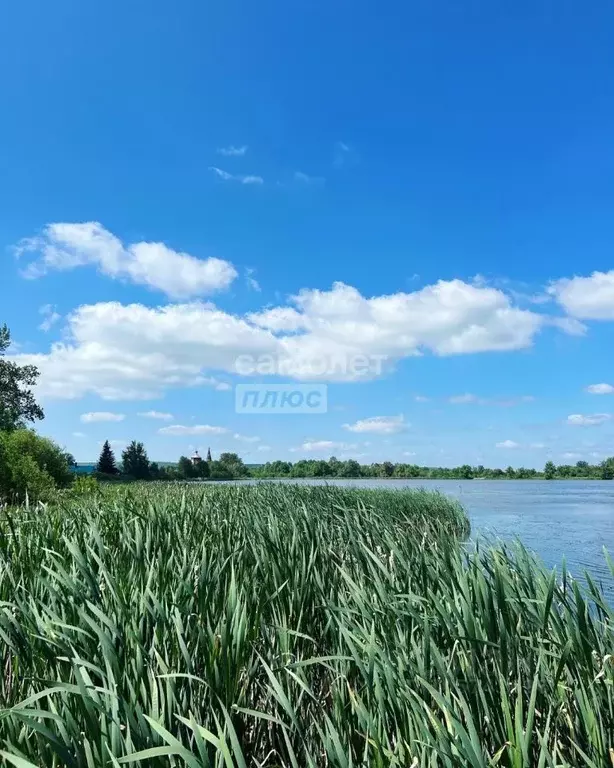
<box><xmin>159</xmin><ymin>424</ymin><xmax>228</xmax><ymax>436</ymax></box>
<box><xmin>585</xmin><ymin>383</ymin><xmax>614</xmax><ymax>395</ymax></box>
<box><xmin>296</xmin><ymin>440</ymin><xmax>357</xmax><ymax>452</ymax></box>
<box><xmin>343</xmin><ymin>415</ymin><xmax>406</xmax><ymax>435</ymax></box>
<box><xmin>402</xmin><ymin>451</ymin><xmax>417</xmax><ymax>457</ymax></box>
<box><xmin>81</xmin><ymin>411</ymin><xmax>125</xmax><ymax>423</ymax></box>
<box><xmin>448</xmin><ymin>393</ymin><xmax>478</xmax><ymax>404</ymax></box>
<box><xmin>496</xmin><ymin>440</ymin><xmax>520</xmax><ymax>448</ymax></box>
<box><xmin>18</xmin><ymin>222</ymin><xmax>236</xmax><ymax>299</ymax></box>
<box><xmin>448</xmin><ymin>393</ymin><xmax>534</xmax><ymax>407</ymax></box>
<box><xmin>209</xmin><ymin>167</ymin><xmax>263</xmax><ymax>185</ymax></box>
<box><xmin>245</xmin><ymin>268</ymin><xmax>261</xmax><ymax>292</ymax></box>
<box><xmin>38</xmin><ymin>304</ymin><xmax>61</xmax><ymax>332</ymax></box>
<box><xmin>138</xmin><ymin>411</ymin><xmax>174</xmax><ymax>420</ymax></box>
<box><xmin>414</xmin><ymin>395</ymin><xmax>430</xmax><ymax>403</ymax></box>
<box><xmin>549</xmin><ymin>271</ymin><xmax>614</xmax><ymax>319</ymax></box>
<box><xmin>548</xmin><ymin>316</ymin><xmax>587</xmax><ymax>336</ymax></box>
<box><xmin>247</xmin><ymin>306</ymin><xmax>307</xmax><ymax>333</ymax></box>
<box><xmin>562</xmin><ymin>452</ymin><xmax>582</xmax><ymax>460</ymax></box>
<box><xmin>530</xmin><ymin>442</ymin><xmax>547</xmax><ymax>449</ymax></box>
<box><xmin>72</xmin><ymin>431</ymin><xmax>86</xmax><ymax>438</ymax></box>
<box><xmin>10</xmin><ymin>301</ymin><xmax>275</xmax><ymax>400</ymax></box>
<box><xmin>249</xmin><ymin>279</ymin><xmax>548</xmax><ymax>367</ymax></box>
<box><xmin>217</xmin><ymin>145</ymin><xmax>248</xmax><ymax>156</ymax></box>
<box><xmin>566</xmin><ymin>413</ymin><xmax>612</xmax><ymax>427</ymax></box>
<box><xmin>257</xmin><ymin>445</ymin><xmax>271</xmax><ymax>452</ymax></box>
<box><xmin>233</xmin><ymin>433</ymin><xmax>261</xmax><ymax>443</ymax></box>
<box><xmin>9</xmin><ymin>275</ymin><xmax>571</xmax><ymax>402</ymax></box>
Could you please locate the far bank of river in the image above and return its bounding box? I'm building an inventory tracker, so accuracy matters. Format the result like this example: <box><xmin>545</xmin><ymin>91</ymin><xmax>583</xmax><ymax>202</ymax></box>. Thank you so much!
<box><xmin>230</xmin><ymin>477</ymin><xmax>614</xmax><ymax>585</ymax></box>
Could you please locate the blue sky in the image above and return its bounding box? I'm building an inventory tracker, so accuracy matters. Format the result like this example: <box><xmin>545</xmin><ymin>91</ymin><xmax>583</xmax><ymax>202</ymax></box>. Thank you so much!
<box><xmin>2</xmin><ymin>0</ymin><xmax>614</xmax><ymax>467</ymax></box>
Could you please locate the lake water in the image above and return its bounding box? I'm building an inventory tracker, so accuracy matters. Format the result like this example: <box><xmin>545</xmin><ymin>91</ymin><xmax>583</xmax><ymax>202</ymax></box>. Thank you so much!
<box><xmin>242</xmin><ymin>478</ymin><xmax>614</xmax><ymax>584</ymax></box>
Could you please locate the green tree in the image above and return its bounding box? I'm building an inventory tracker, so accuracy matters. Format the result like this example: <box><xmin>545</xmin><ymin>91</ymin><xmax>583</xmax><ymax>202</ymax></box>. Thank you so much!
<box><xmin>343</xmin><ymin>459</ymin><xmax>362</xmax><ymax>478</ymax></box>
<box><xmin>96</xmin><ymin>440</ymin><xmax>119</xmax><ymax>475</ymax></box>
<box><xmin>194</xmin><ymin>459</ymin><xmax>210</xmax><ymax>479</ymax></box>
<box><xmin>600</xmin><ymin>458</ymin><xmax>614</xmax><ymax>480</ymax></box>
<box><xmin>0</xmin><ymin>324</ymin><xmax>45</xmax><ymax>431</ymax></box>
<box><xmin>544</xmin><ymin>461</ymin><xmax>556</xmax><ymax>480</ymax></box>
<box><xmin>0</xmin><ymin>429</ymin><xmax>73</xmax><ymax>501</ymax></box>
<box><xmin>218</xmin><ymin>452</ymin><xmax>248</xmax><ymax>478</ymax></box>
<box><xmin>209</xmin><ymin>460</ymin><xmax>234</xmax><ymax>480</ymax></box>
<box><xmin>177</xmin><ymin>455</ymin><xmax>195</xmax><ymax>479</ymax></box>
<box><xmin>121</xmin><ymin>441</ymin><xmax>150</xmax><ymax>480</ymax></box>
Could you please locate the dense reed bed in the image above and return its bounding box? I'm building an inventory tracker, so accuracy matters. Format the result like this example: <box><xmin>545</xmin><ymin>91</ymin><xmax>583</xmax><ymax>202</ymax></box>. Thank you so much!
<box><xmin>0</xmin><ymin>483</ymin><xmax>612</xmax><ymax>766</ymax></box>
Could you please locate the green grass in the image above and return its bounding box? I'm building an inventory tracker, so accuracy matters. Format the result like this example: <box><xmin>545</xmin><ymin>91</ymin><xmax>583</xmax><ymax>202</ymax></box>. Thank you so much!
<box><xmin>0</xmin><ymin>483</ymin><xmax>613</xmax><ymax>766</ymax></box>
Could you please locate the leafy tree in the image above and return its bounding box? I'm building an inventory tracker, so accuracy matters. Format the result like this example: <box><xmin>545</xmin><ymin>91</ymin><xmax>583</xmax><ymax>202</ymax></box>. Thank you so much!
<box><xmin>194</xmin><ymin>459</ymin><xmax>210</xmax><ymax>479</ymax></box>
<box><xmin>0</xmin><ymin>324</ymin><xmax>45</xmax><ymax>431</ymax></box>
<box><xmin>544</xmin><ymin>461</ymin><xmax>556</xmax><ymax>480</ymax></box>
<box><xmin>121</xmin><ymin>441</ymin><xmax>150</xmax><ymax>480</ymax></box>
<box><xmin>343</xmin><ymin>459</ymin><xmax>362</xmax><ymax>478</ymax></box>
<box><xmin>218</xmin><ymin>452</ymin><xmax>248</xmax><ymax>478</ymax></box>
<box><xmin>0</xmin><ymin>429</ymin><xmax>73</xmax><ymax>501</ymax></box>
<box><xmin>601</xmin><ymin>458</ymin><xmax>614</xmax><ymax>480</ymax></box>
<box><xmin>209</xmin><ymin>460</ymin><xmax>234</xmax><ymax>480</ymax></box>
<box><xmin>177</xmin><ymin>456</ymin><xmax>196</xmax><ymax>479</ymax></box>
<box><xmin>96</xmin><ymin>440</ymin><xmax>119</xmax><ymax>475</ymax></box>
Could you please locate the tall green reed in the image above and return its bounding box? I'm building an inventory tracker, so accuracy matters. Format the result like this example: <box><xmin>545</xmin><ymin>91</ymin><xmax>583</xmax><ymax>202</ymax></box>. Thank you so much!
<box><xmin>0</xmin><ymin>483</ymin><xmax>612</xmax><ymax>766</ymax></box>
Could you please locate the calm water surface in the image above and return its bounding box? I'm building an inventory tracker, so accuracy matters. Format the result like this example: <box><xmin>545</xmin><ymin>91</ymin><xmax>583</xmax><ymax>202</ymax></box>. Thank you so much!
<box><xmin>242</xmin><ymin>478</ymin><xmax>614</xmax><ymax>583</ymax></box>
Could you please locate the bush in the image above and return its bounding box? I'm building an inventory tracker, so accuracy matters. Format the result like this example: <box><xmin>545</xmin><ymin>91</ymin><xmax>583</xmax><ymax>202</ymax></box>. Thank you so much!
<box><xmin>0</xmin><ymin>429</ymin><xmax>73</xmax><ymax>502</ymax></box>
<box><xmin>71</xmin><ymin>475</ymin><xmax>100</xmax><ymax>496</ymax></box>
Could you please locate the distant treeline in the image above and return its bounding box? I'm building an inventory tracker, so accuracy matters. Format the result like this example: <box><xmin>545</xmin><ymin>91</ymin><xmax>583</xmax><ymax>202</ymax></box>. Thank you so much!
<box><xmin>94</xmin><ymin>440</ymin><xmax>249</xmax><ymax>481</ymax></box>
<box><xmin>253</xmin><ymin>456</ymin><xmax>614</xmax><ymax>480</ymax></box>
<box><xmin>93</xmin><ymin>440</ymin><xmax>614</xmax><ymax>482</ymax></box>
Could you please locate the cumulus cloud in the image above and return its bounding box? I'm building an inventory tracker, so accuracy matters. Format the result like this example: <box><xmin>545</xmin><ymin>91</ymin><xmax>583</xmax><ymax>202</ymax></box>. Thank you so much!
<box><xmin>138</xmin><ymin>411</ymin><xmax>174</xmax><ymax>420</ymax></box>
<box><xmin>566</xmin><ymin>413</ymin><xmax>611</xmax><ymax>427</ymax></box>
<box><xmin>8</xmin><ymin>276</ymin><xmax>572</xmax><ymax>401</ymax></box>
<box><xmin>17</xmin><ymin>223</ymin><xmax>237</xmax><ymax>299</ymax></box>
<box><xmin>81</xmin><ymin>411</ymin><xmax>125</xmax><ymax>423</ymax></box>
<box><xmin>585</xmin><ymin>383</ymin><xmax>614</xmax><ymax>395</ymax></box>
<box><xmin>250</xmin><ymin>279</ymin><xmax>547</xmax><ymax>363</ymax></box>
<box><xmin>159</xmin><ymin>424</ymin><xmax>229</xmax><ymax>436</ymax></box>
<box><xmin>10</xmin><ymin>301</ymin><xmax>275</xmax><ymax>400</ymax></box>
<box><xmin>217</xmin><ymin>145</ymin><xmax>248</xmax><ymax>156</ymax></box>
<box><xmin>496</xmin><ymin>440</ymin><xmax>520</xmax><ymax>448</ymax></box>
<box><xmin>549</xmin><ymin>271</ymin><xmax>614</xmax><ymax>319</ymax></box>
<box><xmin>343</xmin><ymin>415</ymin><xmax>407</xmax><ymax>434</ymax></box>
<box><xmin>209</xmin><ymin>167</ymin><xmax>263</xmax><ymax>185</ymax></box>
